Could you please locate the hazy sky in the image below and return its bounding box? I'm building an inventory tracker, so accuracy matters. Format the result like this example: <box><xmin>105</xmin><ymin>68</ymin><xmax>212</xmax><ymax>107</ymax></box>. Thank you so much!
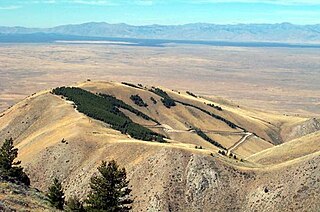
<box><xmin>0</xmin><ymin>0</ymin><xmax>320</xmax><ymax>27</ymax></box>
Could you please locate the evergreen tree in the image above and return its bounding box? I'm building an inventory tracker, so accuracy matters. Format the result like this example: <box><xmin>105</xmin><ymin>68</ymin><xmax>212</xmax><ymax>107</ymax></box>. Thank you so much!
<box><xmin>0</xmin><ymin>138</ymin><xmax>18</xmax><ymax>170</ymax></box>
<box><xmin>66</xmin><ymin>196</ymin><xmax>86</xmax><ymax>212</ymax></box>
<box><xmin>47</xmin><ymin>178</ymin><xmax>65</xmax><ymax>210</ymax></box>
<box><xmin>0</xmin><ymin>138</ymin><xmax>30</xmax><ymax>186</ymax></box>
<box><xmin>86</xmin><ymin>160</ymin><xmax>133</xmax><ymax>212</ymax></box>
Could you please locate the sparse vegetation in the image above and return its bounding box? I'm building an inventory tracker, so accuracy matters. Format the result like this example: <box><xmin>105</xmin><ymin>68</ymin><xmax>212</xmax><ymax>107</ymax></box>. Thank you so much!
<box><xmin>218</xmin><ymin>150</ymin><xmax>241</xmax><ymax>161</ymax></box>
<box><xmin>53</xmin><ymin>87</ymin><xmax>165</xmax><ymax>142</ymax></box>
<box><xmin>176</xmin><ymin>100</ymin><xmax>237</xmax><ymax>129</ymax></box>
<box><xmin>150</xmin><ymin>97</ymin><xmax>157</xmax><ymax>104</ymax></box>
<box><xmin>2</xmin><ymin>44</ymin><xmax>318</xmax><ymax>212</ymax></box>
<box><xmin>193</xmin><ymin>128</ymin><xmax>226</xmax><ymax>150</ymax></box>
<box><xmin>130</xmin><ymin>94</ymin><xmax>148</xmax><ymax>107</ymax></box>
<box><xmin>0</xmin><ymin>138</ymin><xmax>30</xmax><ymax>186</ymax></box>
<box><xmin>207</xmin><ymin>103</ymin><xmax>223</xmax><ymax>111</ymax></box>
<box><xmin>161</xmin><ymin>97</ymin><xmax>176</xmax><ymax>108</ymax></box>
<box><xmin>150</xmin><ymin>87</ymin><xmax>176</xmax><ymax>108</ymax></box>
<box><xmin>218</xmin><ymin>150</ymin><xmax>226</xmax><ymax>156</ymax></box>
<box><xmin>0</xmin><ymin>181</ymin><xmax>53</xmax><ymax>211</ymax></box>
<box><xmin>149</xmin><ymin>87</ymin><xmax>236</xmax><ymax>128</ymax></box>
<box><xmin>86</xmin><ymin>160</ymin><xmax>133</xmax><ymax>212</ymax></box>
<box><xmin>47</xmin><ymin>178</ymin><xmax>65</xmax><ymax>210</ymax></box>
<box><xmin>45</xmin><ymin>160</ymin><xmax>134</xmax><ymax>211</ymax></box>
<box><xmin>186</xmin><ymin>91</ymin><xmax>197</xmax><ymax>98</ymax></box>
<box><xmin>121</xmin><ymin>82</ymin><xmax>142</xmax><ymax>89</ymax></box>
<box><xmin>195</xmin><ymin>146</ymin><xmax>203</xmax><ymax>149</ymax></box>
<box><xmin>150</xmin><ymin>87</ymin><xmax>169</xmax><ymax>99</ymax></box>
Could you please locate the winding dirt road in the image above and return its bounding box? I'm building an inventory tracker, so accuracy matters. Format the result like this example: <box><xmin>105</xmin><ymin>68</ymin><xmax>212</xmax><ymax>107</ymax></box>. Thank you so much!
<box><xmin>228</xmin><ymin>132</ymin><xmax>253</xmax><ymax>152</ymax></box>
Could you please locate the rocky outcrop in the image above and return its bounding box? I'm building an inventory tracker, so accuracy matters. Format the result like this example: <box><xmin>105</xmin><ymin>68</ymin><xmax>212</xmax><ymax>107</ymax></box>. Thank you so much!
<box><xmin>284</xmin><ymin>118</ymin><xmax>320</xmax><ymax>142</ymax></box>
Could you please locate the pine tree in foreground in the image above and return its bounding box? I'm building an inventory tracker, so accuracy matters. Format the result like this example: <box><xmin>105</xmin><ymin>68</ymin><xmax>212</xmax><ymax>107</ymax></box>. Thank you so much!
<box><xmin>0</xmin><ymin>138</ymin><xmax>30</xmax><ymax>186</ymax></box>
<box><xmin>66</xmin><ymin>196</ymin><xmax>86</xmax><ymax>212</ymax></box>
<box><xmin>86</xmin><ymin>160</ymin><xmax>133</xmax><ymax>212</ymax></box>
<box><xmin>47</xmin><ymin>178</ymin><xmax>65</xmax><ymax>210</ymax></box>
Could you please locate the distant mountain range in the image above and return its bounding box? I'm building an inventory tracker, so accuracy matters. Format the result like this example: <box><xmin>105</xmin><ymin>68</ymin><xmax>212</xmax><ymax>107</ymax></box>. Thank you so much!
<box><xmin>1</xmin><ymin>22</ymin><xmax>320</xmax><ymax>43</ymax></box>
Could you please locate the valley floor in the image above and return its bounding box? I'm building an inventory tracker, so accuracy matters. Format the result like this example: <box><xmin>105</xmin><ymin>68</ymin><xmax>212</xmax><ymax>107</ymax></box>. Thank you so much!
<box><xmin>0</xmin><ymin>44</ymin><xmax>319</xmax><ymax>116</ymax></box>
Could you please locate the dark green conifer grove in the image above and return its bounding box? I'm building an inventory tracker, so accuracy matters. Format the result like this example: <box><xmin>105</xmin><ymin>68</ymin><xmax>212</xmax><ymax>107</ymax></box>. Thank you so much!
<box><xmin>52</xmin><ymin>87</ymin><xmax>165</xmax><ymax>142</ymax></box>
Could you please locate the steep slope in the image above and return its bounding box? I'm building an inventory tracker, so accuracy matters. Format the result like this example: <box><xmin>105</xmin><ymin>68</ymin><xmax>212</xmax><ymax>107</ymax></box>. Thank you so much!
<box><xmin>0</xmin><ymin>181</ymin><xmax>54</xmax><ymax>211</ymax></box>
<box><xmin>80</xmin><ymin>81</ymin><xmax>312</xmax><ymax>146</ymax></box>
<box><xmin>0</xmin><ymin>81</ymin><xmax>319</xmax><ymax>211</ymax></box>
<box><xmin>280</xmin><ymin>118</ymin><xmax>320</xmax><ymax>142</ymax></box>
<box><xmin>247</xmin><ymin>131</ymin><xmax>320</xmax><ymax>165</ymax></box>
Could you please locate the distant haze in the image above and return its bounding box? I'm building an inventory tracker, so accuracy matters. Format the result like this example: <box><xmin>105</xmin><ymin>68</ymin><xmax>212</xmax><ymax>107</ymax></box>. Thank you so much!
<box><xmin>1</xmin><ymin>22</ymin><xmax>320</xmax><ymax>43</ymax></box>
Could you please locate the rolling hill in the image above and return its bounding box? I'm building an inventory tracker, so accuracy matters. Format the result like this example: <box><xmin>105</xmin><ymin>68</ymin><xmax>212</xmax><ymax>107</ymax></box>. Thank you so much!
<box><xmin>0</xmin><ymin>81</ymin><xmax>319</xmax><ymax>211</ymax></box>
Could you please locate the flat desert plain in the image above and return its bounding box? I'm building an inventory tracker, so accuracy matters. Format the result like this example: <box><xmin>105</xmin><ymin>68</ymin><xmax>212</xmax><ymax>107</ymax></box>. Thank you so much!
<box><xmin>0</xmin><ymin>43</ymin><xmax>319</xmax><ymax>116</ymax></box>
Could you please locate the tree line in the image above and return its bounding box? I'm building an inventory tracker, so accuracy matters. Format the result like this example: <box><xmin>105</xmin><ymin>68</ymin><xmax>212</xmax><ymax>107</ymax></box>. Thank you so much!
<box><xmin>149</xmin><ymin>87</ymin><xmax>238</xmax><ymax>129</ymax></box>
<box><xmin>149</xmin><ymin>87</ymin><xmax>176</xmax><ymax>108</ymax></box>
<box><xmin>130</xmin><ymin>94</ymin><xmax>148</xmax><ymax>107</ymax></box>
<box><xmin>193</xmin><ymin>128</ymin><xmax>227</xmax><ymax>150</ymax></box>
<box><xmin>52</xmin><ymin>87</ymin><xmax>165</xmax><ymax>142</ymax></box>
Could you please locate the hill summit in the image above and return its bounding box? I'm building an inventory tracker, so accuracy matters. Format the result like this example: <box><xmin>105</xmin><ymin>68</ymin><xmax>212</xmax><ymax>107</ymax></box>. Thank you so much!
<box><xmin>0</xmin><ymin>81</ymin><xmax>319</xmax><ymax>211</ymax></box>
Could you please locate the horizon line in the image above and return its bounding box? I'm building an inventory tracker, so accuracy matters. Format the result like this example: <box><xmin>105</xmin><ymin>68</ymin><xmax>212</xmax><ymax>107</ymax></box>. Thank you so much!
<box><xmin>1</xmin><ymin>21</ymin><xmax>320</xmax><ymax>28</ymax></box>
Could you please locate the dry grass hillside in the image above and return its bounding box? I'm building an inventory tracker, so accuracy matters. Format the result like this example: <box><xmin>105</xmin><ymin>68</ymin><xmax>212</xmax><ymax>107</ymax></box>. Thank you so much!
<box><xmin>0</xmin><ymin>181</ymin><xmax>54</xmax><ymax>211</ymax></box>
<box><xmin>0</xmin><ymin>81</ymin><xmax>319</xmax><ymax>211</ymax></box>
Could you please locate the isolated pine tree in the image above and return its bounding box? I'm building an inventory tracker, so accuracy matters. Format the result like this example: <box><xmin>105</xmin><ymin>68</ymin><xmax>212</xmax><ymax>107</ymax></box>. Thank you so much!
<box><xmin>47</xmin><ymin>178</ymin><xmax>65</xmax><ymax>210</ymax></box>
<box><xmin>0</xmin><ymin>138</ymin><xmax>30</xmax><ymax>186</ymax></box>
<box><xmin>86</xmin><ymin>160</ymin><xmax>133</xmax><ymax>211</ymax></box>
<box><xmin>0</xmin><ymin>138</ymin><xmax>18</xmax><ymax>170</ymax></box>
<box><xmin>66</xmin><ymin>196</ymin><xmax>86</xmax><ymax>212</ymax></box>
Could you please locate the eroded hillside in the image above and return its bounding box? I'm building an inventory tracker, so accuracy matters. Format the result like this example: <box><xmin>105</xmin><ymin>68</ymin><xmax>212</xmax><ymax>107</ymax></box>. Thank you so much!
<box><xmin>0</xmin><ymin>81</ymin><xmax>319</xmax><ymax>211</ymax></box>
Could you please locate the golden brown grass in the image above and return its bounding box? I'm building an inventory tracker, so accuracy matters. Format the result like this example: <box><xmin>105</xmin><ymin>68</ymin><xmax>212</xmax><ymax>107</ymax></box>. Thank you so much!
<box><xmin>0</xmin><ymin>81</ymin><xmax>319</xmax><ymax>211</ymax></box>
<box><xmin>0</xmin><ymin>44</ymin><xmax>319</xmax><ymax>117</ymax></box>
